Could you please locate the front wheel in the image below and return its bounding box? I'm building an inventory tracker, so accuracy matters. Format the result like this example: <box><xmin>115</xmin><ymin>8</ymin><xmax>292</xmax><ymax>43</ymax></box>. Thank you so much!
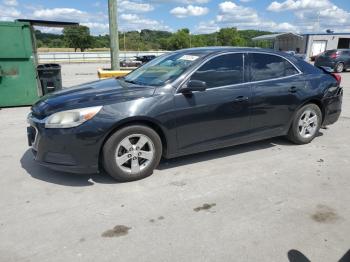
<box><xmin>103</xmin><ymin>125</ymin><xmax>162</xmax><ymax>182</ymax></box>
<box><xmin>287</xmin><ymin>104</ymin><xmax>322</xmax><ymax>144</ymax></box>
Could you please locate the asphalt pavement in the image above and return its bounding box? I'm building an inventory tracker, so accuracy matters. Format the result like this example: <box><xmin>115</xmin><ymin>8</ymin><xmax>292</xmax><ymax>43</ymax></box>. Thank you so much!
<box><xmin>0</xmin><ymin>64</ymin><xmax>349</xmax><ymax>262</ymax></box>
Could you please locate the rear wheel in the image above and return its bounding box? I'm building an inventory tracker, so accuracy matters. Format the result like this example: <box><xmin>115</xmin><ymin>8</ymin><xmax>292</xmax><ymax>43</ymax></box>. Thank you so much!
<box><xmin>103</xmin><ymin>125</ymin><xmax>162</xmax><ymax>182</ymax></box>
<box><xmin>335</xmin><ymin>62</ymin><xmax>344</xmax><ymax>73</ymax></box>
<box><xmin>287</xmin><ymin>104</ymin><xmax>322</xmax><ymax>144</ymax></box>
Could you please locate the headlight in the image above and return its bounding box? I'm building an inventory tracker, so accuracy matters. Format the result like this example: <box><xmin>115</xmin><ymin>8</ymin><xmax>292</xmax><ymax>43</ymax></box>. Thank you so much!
<box><xmin>45</xmin><ymin>106</ymin><xmax>102</xmax><ymax>128</ymax></box>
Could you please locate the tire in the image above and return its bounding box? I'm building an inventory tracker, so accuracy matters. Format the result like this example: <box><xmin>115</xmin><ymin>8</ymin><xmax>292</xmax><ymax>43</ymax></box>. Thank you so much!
<box><xmin>103</xmin><ymin>125</ymin><xmax>162</xmax><ymax>182</ymax></box>
<box><xmin>335</xmin><ymin>62</ymin><xmax>344</xmax><ymax>73</ymax></box>
<box><xmin>287</xmin><ymin>104</ymin><xmax>322</xmax><ymax>145</ymax></box>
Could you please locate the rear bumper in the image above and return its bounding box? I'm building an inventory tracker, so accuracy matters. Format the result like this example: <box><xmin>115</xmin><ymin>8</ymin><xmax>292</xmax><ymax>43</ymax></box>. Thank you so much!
<box><xmin>322</xmin><ymin>87</ymin><xmax>343</xmax><ymax>126</ymax></box>
<box><xmin>315</xmin><ymin>61</ymin><xmax>336</xmax><ymax>69</ymax></box>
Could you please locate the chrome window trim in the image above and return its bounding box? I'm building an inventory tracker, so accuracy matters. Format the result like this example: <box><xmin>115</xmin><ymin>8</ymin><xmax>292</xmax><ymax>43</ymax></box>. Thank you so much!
<box><xmin>175</xmin><ymin>51</ymin><xmax>302</xmax><ymax>94</ymax></box>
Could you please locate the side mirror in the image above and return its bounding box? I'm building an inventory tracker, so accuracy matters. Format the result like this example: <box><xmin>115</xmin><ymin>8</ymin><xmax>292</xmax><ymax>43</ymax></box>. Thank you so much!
<box><xmin>180</xmin><ymin>80</ymin><xmax>207</xmax><ymax>93</ymax></box>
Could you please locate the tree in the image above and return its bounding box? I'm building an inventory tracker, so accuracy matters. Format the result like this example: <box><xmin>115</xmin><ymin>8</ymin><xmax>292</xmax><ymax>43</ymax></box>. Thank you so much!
<box><xmin>217</xmin><ymin>27</ymin><xmax>245</xmax><ymax>46</ymax></box>
<box><xmin>168</xmin><ymin>28</ymin><xmax>191</xmax><ymax>50</ymax></box>
<box><xmin>35</xmin><ymin>27</ymin><xmax>275</xmax><ymax>51</ymax></box>
<box><xmin>63</xmin><ymin>25</ymin><xmax>93</xmax><ymax>52</ymax></box>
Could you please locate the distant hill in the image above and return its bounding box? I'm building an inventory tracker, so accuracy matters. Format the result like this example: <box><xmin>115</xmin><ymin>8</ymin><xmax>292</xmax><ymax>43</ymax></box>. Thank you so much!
<box><xmin>35</xmin><ymin>28</ymin><xmax>274</xmax><ymax>51</ymax></box>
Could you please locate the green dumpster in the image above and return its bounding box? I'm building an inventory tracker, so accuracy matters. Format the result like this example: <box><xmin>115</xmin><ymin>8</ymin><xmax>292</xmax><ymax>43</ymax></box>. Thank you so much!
<box><xmin>0</xmin><ymin>21</ymin><xmax>40</xmax><ymax>107</ymax></box>
<box><xmin>0</xmin><ymin>19</ymin><xmax>78</xmax><ymax>107</ymax></box>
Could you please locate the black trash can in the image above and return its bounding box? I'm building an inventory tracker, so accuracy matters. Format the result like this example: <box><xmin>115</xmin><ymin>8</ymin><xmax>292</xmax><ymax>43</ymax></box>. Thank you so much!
<box><xmin>37</xmin><ymin>64</ymin><xmax>62</xmax><ymax>95</ymax></box>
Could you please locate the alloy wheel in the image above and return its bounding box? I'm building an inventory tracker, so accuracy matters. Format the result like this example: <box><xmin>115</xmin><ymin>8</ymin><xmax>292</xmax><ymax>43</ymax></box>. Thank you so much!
<box><xmin>336</xmin><ymin>63</ymin><xmax>344</xmax><ymax>72</ymax></box>
<box><xmin>298</xmin><ymin>109</ymin><xmax>318</xmax><ymax>139</ymax></box>
<box><xmin>115</xmin><ymin>134</ymin><xmax>155</xmax><ymax>174</ymax></box>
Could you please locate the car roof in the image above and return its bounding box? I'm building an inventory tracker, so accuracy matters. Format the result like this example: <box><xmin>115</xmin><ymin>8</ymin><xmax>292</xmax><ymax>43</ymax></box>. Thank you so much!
<box><xmin>175</xmin><ymin>46</ymin><xmax>289</xmax><ymax>56</ymax></box>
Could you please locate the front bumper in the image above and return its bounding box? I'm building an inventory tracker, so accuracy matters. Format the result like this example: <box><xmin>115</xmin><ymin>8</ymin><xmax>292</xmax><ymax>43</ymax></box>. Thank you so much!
<box><xmin>27</xmin><ymin>114</ymin><xmax>107</xmax><ymax>174</ymax></box>
<box><xmin>322</xmin><ymin>87</ymin><xmax>343</xmax><ymax>126</ymax></box>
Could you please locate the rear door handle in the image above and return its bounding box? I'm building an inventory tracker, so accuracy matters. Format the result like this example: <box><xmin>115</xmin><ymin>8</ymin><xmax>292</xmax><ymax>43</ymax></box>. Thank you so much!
<box><xmin>233</xmin><ymin>96</ymin><xmax>249</xmax><ymax>102</ymax></box>
<box><xmin>289</xmin><ymin>86</ymin><xmax>298</xmax><ymax>93</ymax></box>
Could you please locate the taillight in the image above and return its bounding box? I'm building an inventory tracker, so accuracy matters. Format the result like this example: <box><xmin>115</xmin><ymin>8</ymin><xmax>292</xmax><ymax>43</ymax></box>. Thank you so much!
<box><xmin>331</xmin><ymin>73</ymin><xmax>342</xmax><ymax>85</ymax></box>
<box><xmin>330</xmin><ymin>52</ymin><xmax>340</xmax><ymax>59</ymax></box>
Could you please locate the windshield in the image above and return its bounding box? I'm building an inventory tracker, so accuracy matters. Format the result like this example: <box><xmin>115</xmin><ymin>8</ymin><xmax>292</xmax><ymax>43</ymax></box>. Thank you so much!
<box><xmin>123</xmin><ymin>52</ymin><xmax>204</xmax><ymax>86</ymax></box>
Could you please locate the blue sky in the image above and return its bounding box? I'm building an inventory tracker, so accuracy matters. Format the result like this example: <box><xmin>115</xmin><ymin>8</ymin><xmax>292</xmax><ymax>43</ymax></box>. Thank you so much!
<box><xmin>1</xmin><ymin>0</ymin><xmax>350</xmax><ymax>35</ymax></box>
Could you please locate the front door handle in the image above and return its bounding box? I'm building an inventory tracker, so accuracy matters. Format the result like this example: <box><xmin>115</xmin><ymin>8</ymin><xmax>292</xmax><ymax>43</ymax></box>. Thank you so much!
<box><xmin>233</xmin><ymin>96</ymin><xmax>249</xmax><ymax>102</ymax></box>
<box><xmin>289</xmin><ymin>86</ymin><xmax>298</xmax><ymax>93</ymax></box>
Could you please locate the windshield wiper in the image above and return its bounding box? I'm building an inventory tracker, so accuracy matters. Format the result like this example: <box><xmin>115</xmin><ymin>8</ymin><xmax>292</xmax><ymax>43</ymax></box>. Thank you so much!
<box><xmin>123</xmin><ymin>79</ymin><xmax>137</xmax><ymax>84</ymax></box>
<box><xmin>123</xmin><ymin>79</ymin><xmax>148</xmax><ymax>86</ymax></box>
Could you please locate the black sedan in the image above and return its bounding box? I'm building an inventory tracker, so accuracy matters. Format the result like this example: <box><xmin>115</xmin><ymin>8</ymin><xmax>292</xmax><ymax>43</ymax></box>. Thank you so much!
<box><xmin>27</xmin><ymin>47</ymin><xmax>343</xmax><ymax>181</ymax></box>
<box><xmin>315</xmin><ymin>49</ymin><xmax>350</xmax><ymax>73</ymax></box>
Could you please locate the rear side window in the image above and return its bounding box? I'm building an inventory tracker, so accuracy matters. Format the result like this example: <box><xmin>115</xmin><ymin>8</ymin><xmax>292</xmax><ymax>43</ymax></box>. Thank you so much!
<box><xmin>190</xmin><ymin>53</ymin><xmax>244</xmax><ymax>88</ymax></box>
<box><xmin>250</xmin><ymin>53</ymin><xmax>299</xmax><ymax>82</ymax></box>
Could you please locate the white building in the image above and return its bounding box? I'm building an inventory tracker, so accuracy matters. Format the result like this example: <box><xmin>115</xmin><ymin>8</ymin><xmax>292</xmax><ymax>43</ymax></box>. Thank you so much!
<box><xmin>252</xmin><ymin>32</ymin><xmax>350</xmax><ymax>60</ymax></box>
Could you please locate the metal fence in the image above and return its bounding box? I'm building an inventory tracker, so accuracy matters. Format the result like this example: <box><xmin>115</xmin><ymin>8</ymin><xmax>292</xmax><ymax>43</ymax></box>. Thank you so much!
<box><xmin>38</xmin><ymin>51</ymin><xmax>167</xmax><ymax>64</ymax></box>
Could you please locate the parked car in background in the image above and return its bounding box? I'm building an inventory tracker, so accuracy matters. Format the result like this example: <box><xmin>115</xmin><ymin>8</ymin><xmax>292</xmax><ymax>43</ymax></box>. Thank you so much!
<box><xmin>27</xmin><ymin>47</ymin><xmax>343</xmax><ymax>182</ymax></box>
<box><xmin>135</xmin><ymin>55</ymin><xmax>156</xmax><ymax>64</ymax></box>
<box><xmin>120</xmin><ymin>59</ymin><xmax>142</xmax><ymax>68</ymax></box>
<box><xmin>315</xmin><ymin>49</ymin><xmax>350</xmax><ymax>73</ymax></box>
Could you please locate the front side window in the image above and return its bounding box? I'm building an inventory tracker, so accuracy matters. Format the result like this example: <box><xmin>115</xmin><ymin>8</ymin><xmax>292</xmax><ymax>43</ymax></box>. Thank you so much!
<box><xmin>190</xmin><ymin>53</ymin><xmax>244</xmax><ymax>89</ymax></box>
<box><xmin>250</xmin><ymin>53</ymin><xmax>299</xmax><ymax>82</ymax></box>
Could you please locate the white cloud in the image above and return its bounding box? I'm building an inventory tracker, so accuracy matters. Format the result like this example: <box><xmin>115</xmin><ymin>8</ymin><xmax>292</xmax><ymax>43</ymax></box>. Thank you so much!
<box><xmin>81</xmin><ymin>22</ymin><xmax>109</xmax><ymax>35</ymax></box>
<box><xmin>217</xmin><ymin>1</ymin><xmax>258</xmax><ymax>23</ymax></box>
<box><xmin>195</xmin><ymin>20</ymin><xmax>220</xmax><ymax>33</ymax></box>
<box><xmin>151</xmin><ymin>0</ymin><xmax>209</xmax><ymax>3</ymax></box>
<box><xmin>170</xmin><ymin>5</ymin><xmax>209</xmax><ymax>18</ymax></box>
<box><xmin>0</xmin><ymin>5</ymin><xmax>20</xmax><ymax>20</ymax></box>
<box><xmin>34</xmin><ymin>26</ymin><xmax>63</xmax><ymax>34</ymax></box>
<box><xmin>267</xmin><ymin>0</ymin><xmax>330</xmax><ymax>12</ymax></box>
<box><xmin>181</xmin><ymin>0</ymin><xmax>209</xmax><ymax>3</ymax></box>
<box><xmin>120</xmin><ymin>13</ymin><xmax>172</xmax><ymax>32</ymax></box>
<box><xmin>267</xmin><ymin>0</ymin><xmax>350</xmax><ymax>32</ymax></box>
<box><xmin>119</xmin><ymin>0</ymin><xmax>154</xmax><ymax>13</ymax></box>
<box><xmin>3</xmin><ymin>0</ymin><xmax>17</xmax><ymax>6</ymax></box>
<box><xmin>214</xmin><ymin>1</ymin><xmax>297</xmax><ymax>32</ymax></box>
<box><xmin>32</xmin><ymin>8</ymin><xmax>89</xmax><ymax>22</ymax></box>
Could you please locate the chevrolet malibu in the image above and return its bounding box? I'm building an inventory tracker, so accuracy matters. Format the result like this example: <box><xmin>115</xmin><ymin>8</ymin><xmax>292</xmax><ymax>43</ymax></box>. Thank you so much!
<box><xmin>27</xmin><ymin>47</ymin><xmax>343</xmax><ymax>181</ymax></box>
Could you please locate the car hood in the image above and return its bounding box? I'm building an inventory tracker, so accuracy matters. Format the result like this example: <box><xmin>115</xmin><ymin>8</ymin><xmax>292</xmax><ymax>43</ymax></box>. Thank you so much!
<box><xmin>31</xmin><ymin>78</ymin><xmax>156</xmax><ymax>118</ymax></box>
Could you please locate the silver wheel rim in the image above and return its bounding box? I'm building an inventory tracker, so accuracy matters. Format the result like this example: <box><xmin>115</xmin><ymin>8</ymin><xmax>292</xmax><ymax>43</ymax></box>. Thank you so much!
<box><xmin>115</xmin><ymin>134</ymin><xmax>155</xmax><ymax>174</ymax></box>
<box><xmin>298</xmin><ymin>109</ymin><xmax>318</xmax><ymax>139</ymax></box>
<box><xmin>337</xmin><ymin>63</ymin><xmax>344</xmax><ymax>72</ymax></box>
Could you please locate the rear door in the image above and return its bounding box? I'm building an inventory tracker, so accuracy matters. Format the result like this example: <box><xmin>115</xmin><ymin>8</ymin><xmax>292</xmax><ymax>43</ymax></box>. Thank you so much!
<box><xmin>247</xmin><ymin>53</ymin><xmax>306</xmax><ymax>137</ymax></box>
<box><xmin>342</xmin><ymin>50</ymin><xmax>350</xmax><ymax>67</ymax></box>
<box><xmin>174</xmin><ymin>53</ymin><xmax>252</xmax><ymax>153</ymax></box>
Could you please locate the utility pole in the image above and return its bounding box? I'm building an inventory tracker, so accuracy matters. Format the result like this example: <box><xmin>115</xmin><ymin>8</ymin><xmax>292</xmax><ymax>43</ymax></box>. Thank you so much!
<box><xmin>108</xmin><ymin>0</ymin><xmax>120</xmax><ymax>70</ymax></box>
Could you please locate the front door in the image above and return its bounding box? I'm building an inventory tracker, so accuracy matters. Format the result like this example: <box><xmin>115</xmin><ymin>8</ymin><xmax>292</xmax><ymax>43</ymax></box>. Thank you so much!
<box><xmin>174</xmin><ymin>53</ymin><xmax>252</xmax><ymax>153</ymax></box>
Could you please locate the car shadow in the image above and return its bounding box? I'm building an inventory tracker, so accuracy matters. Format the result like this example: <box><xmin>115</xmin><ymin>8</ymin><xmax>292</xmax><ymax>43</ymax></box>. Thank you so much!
<box><xmin>157</xmin><ymin>136</ymin><xmax>301</xmax><ymax>170</ymax></box>
<box><xmin>287</xmin><ymin>249</ymin><xmax>350</xmax><ymax>262</ymax></box>
<box><xmin>21</xmin><ymin>134</ymin><xmax>323</xmax><ymax>186</ymax></box>
<box><xmin>20</xmin><ymin>149</ymin><xmax>117</xmax><ymax>187</ymax></box>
